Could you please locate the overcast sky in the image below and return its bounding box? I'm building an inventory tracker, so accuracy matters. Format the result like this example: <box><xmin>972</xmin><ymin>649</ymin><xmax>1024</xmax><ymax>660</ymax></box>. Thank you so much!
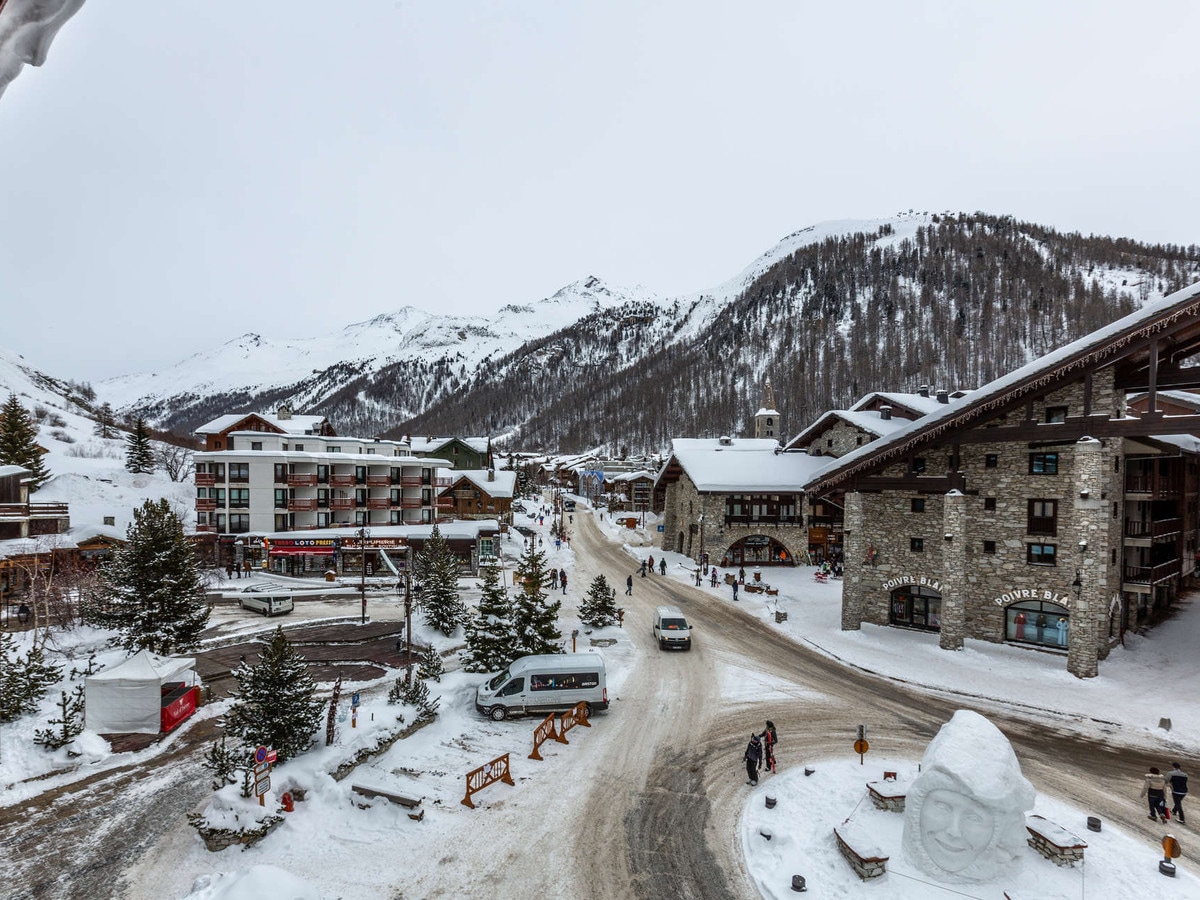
<box><xmin>2</xmin><ymin>1</ymin><xmax>1199</xmax><ymax>381</ymax></box>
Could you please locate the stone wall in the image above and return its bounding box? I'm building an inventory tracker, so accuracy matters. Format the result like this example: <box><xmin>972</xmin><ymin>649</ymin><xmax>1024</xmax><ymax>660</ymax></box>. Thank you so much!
<box><xmin>804</xmin><ymin>419</ymin><xmax>873</xmax><ymax>459</ymax></box>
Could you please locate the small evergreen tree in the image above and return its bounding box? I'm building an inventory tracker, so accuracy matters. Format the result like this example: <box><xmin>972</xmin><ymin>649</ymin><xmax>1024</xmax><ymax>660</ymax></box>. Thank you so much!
<box><xmin>202</xmin><ymin>734</ymin><xmax>239</xmax><ymax>790</ymax></box>
<box><xmin>93</xmin><ymin>403</ymin><xmax>118</xmax><ymax>439</ymax></box>
<box><xmin>401</xmin><ymin>675</ymin><xmax>439</xmax><ymax>721</ymax></box>
<box><xmin>511</xmin><ymin>540</ymin><xmax>562</xmax><ymax>657</ymax></box>
<box><xmin>224</xmin><ymin>627</ymin><xmax>323</xmax><ymax>763</ymax></box>
<box><xmin>417</xmin><ymin>646</ymin><xmax>444</xmax><ymax>682</ymax></box>
<box><xmin>417</xmin><ymin>524</ymin><xmax>466</xmax><ymax>636</ymax></box>
<box><xmin>0</xmin><ymin>393</ymin><xmax>50</xmax><ymax>490</ymax></box>
<box><xmin>34</xmin><ymin>684</ymin><xmax>85</xmax><ymax>749</ymax></box>
<box><xmin>460</xmin><ymin>561</ymin><xmax>517</xmax><ymax>672</ymax></box>
<box><xmin>92</xmin><ymin>499</ymin><xmax>209</xmax><ymax>655</ymax></box>
<box><xmin>0</xmin><ymin>632</ymin><xmax>64</xmax><ymax>722</ymax></box>
<box><xmin>124</xmin><ymin>417</ymin><xmax>155</xmax><ymax>474</ymax></box>
<box><xmin>579</xmin><ymin>574</ymin><xmax>618</xmax><ymax>627</ymax></box>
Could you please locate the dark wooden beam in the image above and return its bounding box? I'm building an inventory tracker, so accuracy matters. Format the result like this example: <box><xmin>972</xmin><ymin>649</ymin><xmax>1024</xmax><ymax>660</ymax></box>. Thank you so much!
<box><xmin>1116</xmin><ymin>368</ymin><xmax>1200</xmax><ymax>392</ymax></box>
<box><xmin>953</xmin><ymin>414</ymin><xmax>1200</xmax><ymax>444</ymax></box>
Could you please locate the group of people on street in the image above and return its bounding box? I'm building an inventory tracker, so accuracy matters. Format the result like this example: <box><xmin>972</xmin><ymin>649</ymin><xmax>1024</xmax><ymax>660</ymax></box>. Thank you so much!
<box><xmin>742</xmin><ymin>720</ymin><xmax>778</xmax><ymax>786</ymax></box>
<box><xmin>1142</xmin><ymin>762</ymin><xmax>1188</xmax><ymax>824</ymax></box>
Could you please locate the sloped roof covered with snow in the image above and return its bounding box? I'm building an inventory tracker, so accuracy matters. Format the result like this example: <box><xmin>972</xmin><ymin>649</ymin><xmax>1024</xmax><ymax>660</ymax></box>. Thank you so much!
<box><xmin>849</xmin><ymin>391</ymin><xmax>968</xmax><ymax>416</ymax></box>
<box><xmin>442</xmin><ymin>469</ymin><xmax>517</xmax><ymax>498</ymax></box>
<box><xmin>406</xmin><ymin>437</ymin><xmax>489</xmax><ymax>455</ymax></box>
<box><xmin>0</xmin><ymin>464</ymin><xmax>30</xmax><ymax>479</ymax></box>
<box><xmin>194</xmin><ymin>412</ymin><xmax>330</xmax><ymax>436</ymax></box>
<box><xmin>663</xmin><ymin>438</ymin><xmax>828</xmax><ymax>492</ymax></box>
<box><xmin>805</xmin><ymin>280</ymin><xmax>1200</xmax><ymax>494</ymax></box>
<box><xmin>785</xmin><ymin>408</ymin><xmax>913</xmax><ymax>449</ymax></box>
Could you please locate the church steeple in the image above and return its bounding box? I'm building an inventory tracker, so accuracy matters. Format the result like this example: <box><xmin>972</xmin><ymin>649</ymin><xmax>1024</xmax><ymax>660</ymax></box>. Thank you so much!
<box><xmin>754</xmin><ymin>377</ymin><xmax>780</xmax><ymax>440</ymax></box>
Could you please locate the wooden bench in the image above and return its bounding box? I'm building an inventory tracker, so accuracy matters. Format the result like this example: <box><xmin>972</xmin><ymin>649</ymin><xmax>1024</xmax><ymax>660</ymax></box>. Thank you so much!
<box><xmin>351</xmin><ymin>784</ymin><xmax>425</xmax><ymax>821</ymax></box>
<box><xmin>1025</xmin><ymin>814</ymin><xmax>1086</xmax><ymax>866</ymax></box>
<box><xmin>866</xmin><ymin>776</ymin><xmax>908</xmax><ymax>812</ymax></box>
<box><xmin>833</xmin><ymin>824</ymin><xmax>888</xmax><ymax>880</ymax></box>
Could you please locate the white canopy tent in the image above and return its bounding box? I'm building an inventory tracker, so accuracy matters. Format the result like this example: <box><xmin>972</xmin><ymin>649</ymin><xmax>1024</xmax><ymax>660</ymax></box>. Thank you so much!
<box><xmin>85</xmin><ymin>649</ymin><xmax>197</xmax><ymax>734</ymax></box>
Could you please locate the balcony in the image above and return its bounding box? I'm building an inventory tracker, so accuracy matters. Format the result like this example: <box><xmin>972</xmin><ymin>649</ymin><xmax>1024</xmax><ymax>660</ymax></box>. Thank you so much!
<box><xmin>0</xmin><ymin>502</ymin><xmax>70</xmax><ymax>519</ymax></box>
<box><xmin>1125</xmin><ymin>474</ymin><xmax>1182</xmax><ymax>496</ymax></box>
<box><xmin>195</xmin><ymin>523</ymin><xmax>218</xmax><ymax>533</ymax></box>
<box><xmin>195</xmin><ymin>473</ymin><xmax>216</xmax><ymax>487</ymax></box>
<box><xmin>1124</xmin><ymin>518</ymin><xmax>1182</xmax><ymax>539</ymax></box>
<box><xmin>288</xmin><ymin>499</ymin><xmax>318</xmax><ymax>511</ymax></box>
<box><xmin>437</xmin><ymin>498</ymin><xmax>454</xmax><ymax>508</ymax></box>
<box><xmin>435</xmin><ymin>477</ymin><xmax>453</xmax><ymax>487</ymax></box>
<box><xmin>366</xmin><ymin>475</ymin><xmax>391</xmax><ymax>487</ymax></box>
<box><xmin>367</xmin><ymin>498</ymin><xmax>390</xmax><ymax>510</ymax></box>
<box><xmin>400</xmin><ymin>476</ymin><xmax>422</xmax><ymax>486</ymax></box>
<box><xmin>288</xmin><ymin>474</ymin><xmax>318</xmax><ymax>487</ymax></box>
<box><xmin>330</xmin><ymin>498</ymin><xmax>355</xmax><ymax>511</ymax></box>
<box><xmin>329</xmin><ymin>475</ymin><xmax>356</xmax><ymax>487</ymax></box>
<box><xmin>1124</xmin><ymin>559</ymin><xmax>1182</xmax><ymax>585</ymax></box>
<box><xmin>453</xmin><ymin>490</ymin><xmax>478</xmax><ymax>499</ymax></box>
<box><xmin>401</xmin><ymin>499</ymin><xmax>424</xmax><ymax>509</ymax></box>
<box><xmin>195</xmin><ymin>499</ymin><xmax>217</xmax><ymax>512</ymax></box>
<box><xmin>723</xmin><ymin>515</ymin><xmax>803</xmax><ymax>527</ymax></box>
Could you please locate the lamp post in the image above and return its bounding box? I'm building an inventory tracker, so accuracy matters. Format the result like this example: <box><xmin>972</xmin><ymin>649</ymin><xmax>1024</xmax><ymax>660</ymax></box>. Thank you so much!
<box><xmin>404</xmin><ymin>545</ymin><xmax>414</xmax><ymax>685</ymax></box>
<box><xmin>696</xmin><ymin>514</ymin><xmax>705</xmax><ymax>585</ymax></box>
<box><xmin>358</xmin><ymin>525</ymin><xmax>370</xmax><ymax>625</ymax></box>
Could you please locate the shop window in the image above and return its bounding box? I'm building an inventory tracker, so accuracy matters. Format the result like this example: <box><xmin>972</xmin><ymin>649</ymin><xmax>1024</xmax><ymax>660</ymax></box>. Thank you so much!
<box><xmin>910</xmin><ymin>537</ymin><xmax>924</xmax><ymax>553</ymax></box>
<box><xmin>889</xmin><ymin>585</ymin><xmax>942</xmax><ymax>631</ymax></box>
<box><xmin>1027</xmin><ymin>499</ymin><xmax>1058</xmax><ymax>535</ymax></box>
<box><xmin>985</xmin><ymin>454</ymin><xmax>998</xmax><ymax>468</ymax></box>
<box><xmin>1030</xmin><ymin>452</ymin><xmax>1059</xmax><ymax>474</ymax></box>
<box><xmin>1027</xmin><ymin>543</ymin><xmax>1056</xmax><ymax>566</ymax></box>
<box><xmin>984</xmin><ymin>497</ymin><xmax>996</xmax><ymax>511</ymax></box>
<box><xmin>983</xmin><ymin>540</ymin><xmax>997</xmax><ymax>554</ymax></box>
<box><xmin>1006</xmin><ymin>600</ymin><xmax>1069</xmax><ymax>648</ymax></box>
<box><xmin>911</xmin><ymin>498</ymin><xmax>925</xmax><ymax>513</ymax></box>
<box><xmin>1046</xmin><ymin>406</ymin><xmax>1068</xmax><ymax>424</ymax></box>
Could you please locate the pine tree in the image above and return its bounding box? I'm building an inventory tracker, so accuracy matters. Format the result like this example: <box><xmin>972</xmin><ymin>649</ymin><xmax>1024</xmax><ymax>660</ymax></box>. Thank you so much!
<box><xmin>417</xmin><ymin>524</ymin><xmax>466</xmax><ymax>636</ymax></box>
<box><xmin>401</xmin><ymin>675</ymin><xmax>439</xmax><ymax>721</ymax></box>
<box><xmin>460</xmin><ymin>560</ymin><xmax>517</xmax><ymax>673</ymax></box>
<box><xmin>93</xmin><ymin>403</ymin><xmax>117</xmax><ymax>439</ymax></box>
<box><xmin>0</xmin><ymin>631</ymin><xmax>62</xmax><ymax>721</ymax></box>
<box><xmin>92</xmin><ymin>499</ymin><xmax>210</xmax><ymax>655</ymax></box>
<box><xmin>34</xmin><ymin>685</ymin><xmax>84</xmax><ymax>749</ymax></box>
<box><xmin>224</xmin><ymin>626</ymin><xmax>323</xmax><ymax>763</ymax></box>
<box><xmin>202</xmin><ymin>735</ymin><xmax>239</xmax><ymax>790</ymax></box>
<box><xmin>510</xmin><ymin>540</ymin><xmax>562</xmax><ymax>657</ymax></box>
<box><xmin>124</xmin><ymin>417</ymin><xmax>155</xmax><ymax>474</ymax></box>
<box><xmin>579</xmin><ymin>574</ymin><xmax>618</xmax><ymax>627</ymax></box>
<box><xmin>0</xmin><ymin>393</ymin><xmax>50</xmax><ymax>490</ymax></box>
<box><xmin>417</xmin><ymin>646</ymin><xmax>444</xmax><ymax>682</ymax></box>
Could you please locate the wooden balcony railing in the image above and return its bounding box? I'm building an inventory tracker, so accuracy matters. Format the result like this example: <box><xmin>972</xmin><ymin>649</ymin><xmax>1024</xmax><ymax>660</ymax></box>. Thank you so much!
<box><xmin>1125</xmin><ymin>474</ymin><xmax>1182</xmax><ymax>495</ymax></box>
<box><xmin>400</xmin><ymin>476</ymin><xmax>422</xmax><ymax>486</ymax></box>
<box><xmin>195</xmin><ymin>499</ymin><xmax>217</xmax><ymax>512</ymax></box>
<box><xmin>288</xmin><ymin>499</ymin><xmax>318</xmax><ymax>511</ymax></box>
<box><xmin>722</xmin><ymin>515</ymin><xmax>803</xmax><ymax>527</ymax></box>
<box><xmin>1124</xmin><ymin>559</ymin><xmax>1182</xmax><ymax>585</ymax></box>
<box><xmin>1125</xmin><ymin>518</ymin><xmax>1183</xmax><ymax>539</ymax></box>
<box><xmin>401</xmin><ymin>499</ymin><xmax>424</xmax><ymax>509</ymax></box>
<box><xmin>195</xmin><ymin>524</ymin><xmax>218</xmax><ymax>533</ymax></box>
<box><xmin>367</xmin><ymin>498</ymin><xmax>390</xmax><ymax>510</ymax></box>
<box><xmin>288</xmin><ymin>474</ymin><xmax>318</xmax><ymax>487</ymax></box>
<box><xmin>195</xmin><ymin>473</ymin><xmax>216</xmax><ymax>486</ymax></box>
<box><xmin>366</xmin><ymin>475</ymin><xmax>391</xmax><ymax>486</ymax></box>
<box><xmin>0</xmin><ymin>502</ymin><xmax>70</xmax><ymax>519</ymax></box>
<box><xmin>435</xmin><ymin>477</ymin><xmax>453</xmax><ymax>487</ymax></box>
<box><xmin>437</xmin><ymin>498</ymin><xmax>455</xmax><ymax>508</ymax></box>
<box><xmin>330</xmin><ymin>498</ymin><xmax>356</xmax><ymax>511</ymax></box>
<box><xmin>329</xmin><ymin>475</ymin><xmax>356</xmax><ymax>487</ymax></box>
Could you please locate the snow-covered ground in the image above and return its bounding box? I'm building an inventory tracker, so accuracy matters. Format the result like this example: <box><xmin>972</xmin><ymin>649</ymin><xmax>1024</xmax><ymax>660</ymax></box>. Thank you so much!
<box><xmin>6</xmin><ymin>494</ymin><xmax>1200</xmax><ymax>898</ymax></box>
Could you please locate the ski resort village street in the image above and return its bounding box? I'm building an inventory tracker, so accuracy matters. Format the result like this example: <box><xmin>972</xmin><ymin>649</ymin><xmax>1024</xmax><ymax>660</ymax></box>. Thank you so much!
<box><xmin>2</xmin><ymin>501</ymin><xmax>1197</xmax><ymax>899</ymax></box>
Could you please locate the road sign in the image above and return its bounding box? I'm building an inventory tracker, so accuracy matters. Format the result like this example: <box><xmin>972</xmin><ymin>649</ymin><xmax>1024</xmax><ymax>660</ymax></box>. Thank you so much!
<box><xmin>255</xmin><ymin>776</ymin><xmax>271</xmax><ymax>797</ymax></box>
<box><xmin>266</xmin><ymin>749</ymin><xmax>278</xmax><ymax>764</ymax></box>
<box><xmin>352</xmin><ymin>692</ymin><xmax>361</xmax><ymax>707</ymax></box>
<box><xmin>254</xmin><ymin>745</ymin><xmax>268</xmax><ymax>764</ymax></box>
<box><xmin>253</xmin><ymin>762</ymin><xmax>270</xmax><ymax>777</ymax></box>
<box><xmin>854</xmin><ymin>739</ymin><xmax>869</xmax><ymax>754</ymax></box>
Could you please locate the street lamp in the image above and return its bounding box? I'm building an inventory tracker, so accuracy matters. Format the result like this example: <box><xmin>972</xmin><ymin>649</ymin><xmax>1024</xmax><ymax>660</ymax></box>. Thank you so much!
<box><xmin>358</xmin><ymin>525</ymin><xmax>370</xmax><ymax>625</ymax></box>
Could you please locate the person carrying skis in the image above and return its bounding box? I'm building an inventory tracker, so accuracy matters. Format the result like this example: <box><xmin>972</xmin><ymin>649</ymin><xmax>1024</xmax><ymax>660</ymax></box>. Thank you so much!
<box><xmin>743</xmin><ymin>733</ymin><xmax>763</xmax><ymax>786</ymax></box>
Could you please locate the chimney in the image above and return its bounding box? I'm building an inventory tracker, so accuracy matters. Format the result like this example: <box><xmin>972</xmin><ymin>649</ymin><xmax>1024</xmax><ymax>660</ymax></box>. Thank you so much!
<box><xmin>880</xmin><ymin>405</ymin><xmax>893</xmax><ymax>420</ymax></box>
<box><xmin>936</xmin><ymin>389</ymin><xmax>949</xmax><ymax>404</ymax></box>
<box><xmin>488</xmin><ymin>468</ymin><xmax>495</xmax><ymax>482</ymax></box>
<box><xmin>918</xmin><ymin>385</ymin><xmax>930</xmax><ymax>398</ymax></box>
<box><xmin>277</xmin><ymin>405</ymin><xmax>292</xmax><ymax>420</ymax></box>
<box><xmin>718</xmin><ymin>435</ymin><xmax>733</xmax><ymax>446</ymax></box>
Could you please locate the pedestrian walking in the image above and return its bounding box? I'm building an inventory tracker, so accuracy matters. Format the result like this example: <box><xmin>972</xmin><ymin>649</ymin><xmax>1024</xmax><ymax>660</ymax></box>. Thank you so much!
<box><xmin>743</xmin><ymin>733</ymin><xmax>763</xmax><ymax>786</ymax></box>
<box><xmin>648</xmin><ymin>555</ymin><xmax>655</xmax><ymax>574</ymax></box>
<box><xmin>625</xmin><ymin>574</ymin><xmax>633</xmax><ymax>596</ymax></box>
<box><xmin>640</xmin><ymin>560</ymin><xmax>647</xmax><ymax>577</ymax></box>
<box><xmin>738</xmin><ymin>566</ymin><xmax>746</xmax><ymax>584</ymax></box>
<box><xmin>710</xmin><ymin>569</ymin><xmax>718</xmax><ymax>587</ymax></box>
<box><xmin>559</xmin><ymin>569</ymin><xmax>568</xmax><ymax>594</ymax></box>
<box><xmin>1142</xmin><ymin>766</ymin><xmax>1170</xmax><ymax>821</ymax></box>
<box><xmin>225</xmin><ymin>563</ymin><xmax>234</xmax><ymax>580</ymax></box>
<box><xmin>1169</xmin><ymin>762</ymin><xmax>1189</xmax><ymax>824</ymax></box>
<box><xmin>732</xmin><ymin>580</ymin><xmax>739</xmax><ymax>601</ymax></box>
<box><xmin>760</xmin><ymin>720</ymin><xmax>778</xmax><ymax>774</ymax></box>
<box><xmin>550</xmin><ymin>569</ymin><xmax>559</xmax><ymax>589</ymax></box>
<box><xmin>659</xmin><ymin>558</ymin><xmax>666</xmax><ymax>575</ymax></box>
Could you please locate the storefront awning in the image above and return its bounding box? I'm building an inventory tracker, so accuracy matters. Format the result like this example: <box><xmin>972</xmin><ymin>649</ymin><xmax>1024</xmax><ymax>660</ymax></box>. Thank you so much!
<box><xmin>270</xmin><ymin>547</ymin><xmax>335</xmax><ymax>556</ymax></box>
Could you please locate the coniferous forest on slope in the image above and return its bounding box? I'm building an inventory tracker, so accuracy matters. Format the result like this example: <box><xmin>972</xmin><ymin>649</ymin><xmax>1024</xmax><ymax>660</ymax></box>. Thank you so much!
<box><xmin>388</xmin><ymin>213</ymin><xmax>1200</xmax><ymax>453</ymax></box>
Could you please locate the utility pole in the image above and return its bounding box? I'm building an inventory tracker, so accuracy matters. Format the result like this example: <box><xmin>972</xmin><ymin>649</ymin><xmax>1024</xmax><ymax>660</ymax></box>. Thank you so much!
<box><xmin>359</xmin><ymin>525</ymin><xmax>369</xmax><ymax>625</ymax></box>
<box><xmin>404</xmin><ymin>545</ymin><xmax>414</xmax><ymax>686</ymax></box>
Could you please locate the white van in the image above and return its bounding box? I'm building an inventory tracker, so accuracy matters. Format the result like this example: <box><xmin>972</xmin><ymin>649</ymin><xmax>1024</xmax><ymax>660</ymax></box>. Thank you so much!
<box><xmin>239</xmin><ymin>593</ymin><xmax>294</xmax><ymax>616</ymax></box>
<box><xmin>475</xmin><ymin>653</ymin><xmax>608</xmax><ymax>721</ymax></box>
<box><xmin>653</xmin><ymin>605</ymin><xmax>692</xmax><ymax>650</ymax></box>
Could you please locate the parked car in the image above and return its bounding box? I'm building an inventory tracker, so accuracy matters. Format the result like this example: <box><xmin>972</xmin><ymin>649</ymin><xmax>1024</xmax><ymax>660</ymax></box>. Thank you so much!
<box><xmin>475</xmin><ymin>653</ymin><xmax>608</xmax><ymax>720</ymax></box>
<box><xmin>514</xmin><ymin>524</ymin><xmax>535</xmax><ymax>537</ymax></box>
<box><xmin>239</xmin><ymin>593</ymin><xmax>294</xmax><ymax>616</ymax></box>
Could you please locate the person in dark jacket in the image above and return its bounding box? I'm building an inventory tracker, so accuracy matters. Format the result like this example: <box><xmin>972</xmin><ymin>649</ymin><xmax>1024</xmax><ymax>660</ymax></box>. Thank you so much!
<box><xmin>1168</xmin><ymin>762</ymin><xmax>1189</xmax><ymax>824</ymax></box>
<box><xmin>560</xmin><ymin>569</ymin><xmax>568</xmax><ymax>594</ymax></box>
<box><xmin>760</xmin><ymin>720</ymin><xmax>778</xmax><ymax>774</ymax></box>
<box><xmin>625</xmin><ymin>574</ymin><xmax>633</xmax><ymax>596</ymax></box>
<box><xmin>1142</xmin><ymin>766</ymin><xmax>1169</xmax><ymax>821</ymax></box>
<box><xmin>743</xmin><ymin>733</ymin><xmax>763</xmax><ymax>785</ymax></box>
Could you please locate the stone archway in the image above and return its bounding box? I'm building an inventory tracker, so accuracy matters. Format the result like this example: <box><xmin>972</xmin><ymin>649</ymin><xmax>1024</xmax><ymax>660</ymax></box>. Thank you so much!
<box><xmin>719</xmin><ymin>535</ymin><xmax>798</xmax><ymax>567</ymax></box>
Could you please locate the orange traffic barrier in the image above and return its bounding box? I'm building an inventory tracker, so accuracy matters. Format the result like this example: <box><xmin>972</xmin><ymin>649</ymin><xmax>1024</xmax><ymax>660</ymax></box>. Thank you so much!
<box><xmin>529</xmin><ymin>713</ymin><xmax>560</xmax><ymax>760</ymax></box>
<box><xmin>462</xmin><ymin>753</ymin><xmax>515</xmax><ymax>809</ymax></box>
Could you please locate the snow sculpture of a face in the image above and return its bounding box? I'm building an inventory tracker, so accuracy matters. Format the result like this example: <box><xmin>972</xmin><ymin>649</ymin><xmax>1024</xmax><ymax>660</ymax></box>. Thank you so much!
<box><xmin>0</xmin><ymin>0</ymin><xmax>86</xmax><ymax>99</ymax></box>
<box><xmin>901</xmin><ymin>710</ymin><xmax>1035</xmax><ymax>884</ymax></box>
